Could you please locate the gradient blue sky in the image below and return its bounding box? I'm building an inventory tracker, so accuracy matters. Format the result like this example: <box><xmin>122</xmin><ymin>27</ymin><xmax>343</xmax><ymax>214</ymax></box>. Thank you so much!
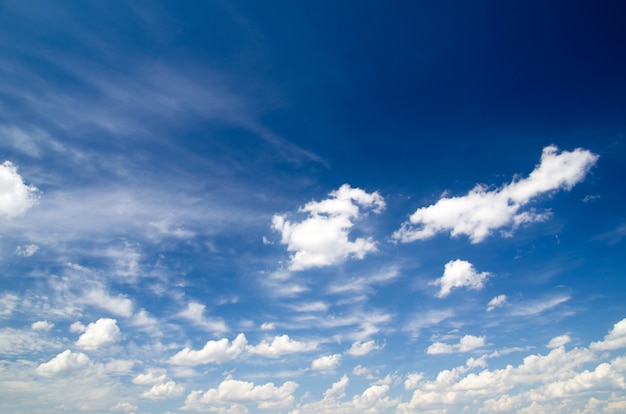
<box><xmin>1</xmin><ymin>1</ymin><xmax>626</xmax><ymax>413</ymax></box>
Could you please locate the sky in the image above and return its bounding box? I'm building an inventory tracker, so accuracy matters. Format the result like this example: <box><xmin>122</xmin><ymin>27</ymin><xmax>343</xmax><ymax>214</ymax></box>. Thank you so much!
<box><xmin>1</xmin><ymin>1</ymin><xmax>626</xmax><ymax>413</ymax></box>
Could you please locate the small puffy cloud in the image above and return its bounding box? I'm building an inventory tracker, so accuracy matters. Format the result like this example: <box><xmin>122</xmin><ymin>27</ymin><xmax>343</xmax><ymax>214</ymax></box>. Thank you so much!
<box><xmin>591</xmin><ymin>318</ymin><xmax>626</xmax><ymax>351</ymax></box>
<box><xmin>36</xmin><ymin>349</ymin><xmax>91</xmax><ymax>376</ymax></box>
<box><xmin>179</xmin><ymin>301</ymin><xmax>228</xmax><ymax>334</ymax></box>
<box><xmin>324</xmin><ymin>374</ymin><xmax>349</xmax><ymax>400</ymax></box>
<box><xmin>16</xmin><ymin>244</ymin><xmax>39</xmax><ymax>257</ymax></box>
<box><xmin>133</xmin><ymin>371</ymin><xmax>168</xmax><ymax>385</ymax></box>
<box><xmin>70</xmin><ymin>321</ymin><xmax>86</xmax><ymax>333</ymax></box>
<box><xmin>141</xmin><ymin>380</ymin><xmax>185</xmax><ymax>400</ymax></box>
<box><xmin>169</xmin><ymin>333</ymin><xmax>247</xmax><ymax>366</ymax></box>
<box><xmin>426</xmin><ymin>335</ymin><xmax>486</xmax><ymax>355</ymax></box>
<box><xmin>111</xmin><ymin>402</ymin><xmax>138</xmax><ymax>412</ymax></box>
<box><xmin>247</xmin><ymin>334</ymin><xmax>317</xmax><ymax>357</ymax></box>
<box><xmin>272</xmin><ymin>184</ymin><xmax>385</xmax><ymax>270</ymax></box>
<box><xmin>346</xmin><ymin>340</ymin><xmax>383</xmax><ymax>356</ymax></box>
<box><xmin>393</xmin><ymin>146</ymin><xmax>598</xmax><ymax>243</ymax></box>
<box><xmin>404</xmin><ymin>373</ymin><xmax>424</xmax><ymax>390</ymax></box>
<box><xmin>31</xmin><ymin>320</ymin><xmax>54</xmax><ymax>331</ymax></box>
<box><xmin>432</xmin><ymin>259</ymin><xmax>491</xmax><ymax>298</ymax></box>
<box><xmin>0</xmin><ymin>160</ymin><xmax>40</xmax><ymax>219</ymax></box>
<box><xmin>311</xmin><ymin>354</ymin><xmax>342</xmax><ymax>371</ymax></box>
<box><xmin>260</xmin><ymin>322</ymin><xmax>275</xmax><ymax>331</ymax></box>
<box><xmin>75</xmin><ymin>318</ymin><xmax>121</xmax><ymax>350</ymax></box>
<box><xmin>547</xmin><ymin>334</ymin><xmax>572</xmax><ymax>348</ymax></box>
<box><xmin>487</xmin><ymin>294</ymin><xmax>508</xmax><ymax>311</ymax></box>
<box><xmin>182</xmin><ymin>378</ymin><xmax>298</xmax><ymax>411</ymax></box>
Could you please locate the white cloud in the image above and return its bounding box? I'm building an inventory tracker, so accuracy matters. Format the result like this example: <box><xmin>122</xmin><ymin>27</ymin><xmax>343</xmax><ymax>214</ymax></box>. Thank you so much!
<box><xmin>179</xmin><ymin>301</ymin><xmax>228</xmax><ymax>334</ymax></box>
<box><xmin>590</xmin><ymin>318</ymin><xmax>626</xmax><ymax>351</ymax></box>
<box><xmin>111</xmin><ymin>402</ymin><xmax>138</xmax><ymax>412</ymax></box>
<box><xmin>403</xmin><ymin>309</ymin><xmax>455</xmax><ymax>339</ymax></box>
<box><xmin>487</xmin><ymin>294</ymin><xmax>507</xmax><ymax>312</ymax></box>
<box><xmin>0</xmin><ymin>293</ymin><xmax>19</xmax><ymax>317</ymax></box>
<box><xmin>510</xmin><ymin>294</ymin><xmax>571</xmax><ymax>316</ymax></box>
<box><xmin>31</xmin><ymin>320</ymin><xmax>54</xmax><ymax>331</ymax></box>
<box><xmin>404</xmin><ymin>373</ymin><xmax>424</xmax><ymax>390</ymax></box>
<box><xmin>81</xmin><ymin>287</ymin><xmax>134</xmax><ymax>318</ymax></box>
<box><xmin>182</xmin><ymin>378</ymin><xmax>298</xmax><ymax>411</ymax></box>
<box><xmin>272</xmin><ymin>184</ymin><xmax>385</xmax><ymax>270</ymax></box>
<box><xmin>0</xmin><ymin>160</ymin><xmax>40</xmax><ymax>219</ymax></box>
<box><xmin>36</xmin><ymin>349</ymin><xmax>91</xmax><ymax>376</ymax></box>
<box><xmin>169</xmin><ymin>333</ymin><xmax>247</xmax><ymax>366</ymax></box>
<box><xmin>432</xmin><ymin>259</ymin><xmax>491</xmax><ymax>298</ymax></box>
<box><xmin>548</xmin><ymin>334</ymin><xmax>572</xmax><ymax>348</ymax></box>
<box><xmin>69</xmin><ymin>321</ymin><xmax>86</xmax><ymax>333</ymax></box>
<box><xmin>393</xmin><ymin>146</ymin><xmax>598</xmax><ymax>243</ymax></box>
<box><xmin>133</xmin><ymin>371</ymin><xmax>168</xmax><ymax>385</ymax></box>
<box><xmin>327</xmin><ymin>266</ymin><xmax>400</xmax><ymax>296</ymax></box>
<box><xmin>247</xmin><ymin>334</ymin><xmax>317</xmax><ymax>357</ymax></box>
<box><xmin>346</xmin><ymin>340</ymin><xmax>383</xmax><ymax>356</ymax></box>
<box><xmin>312</xmin><ymin>354</ymin><xmax>342</xmax><ymax>371</ymax></box>
<box><xmin>324</xmin><ymin>374</ymin><xmax>349</xmax><ymax>400</ymax></box>
<box><xmin>16</xmin><ymin>244</ymin><xmax>39</xmax><ymax>257</ymax></box>
<box><xmin>141</xmin><ymin>380</ymin><xmax>185</xmax><ymax>400</ymax></box>
<box><xmin>260</xmin><ymin>322</ymin><xmax>276</xmax><ymax>331</ymax></box>
<box><xmin>0</xmin><ymin>327</ymin><xmax>63</xmax><ymax>355</ymax></box>
<box><xmin>426</xmin><ymin>335</ymin><xmax>486</xmax><ymax>355</ymax></box>
<box><xmin>75</xmin><ymin>318</ymin><xmax>121</xmax><ymax>350</ymax></box>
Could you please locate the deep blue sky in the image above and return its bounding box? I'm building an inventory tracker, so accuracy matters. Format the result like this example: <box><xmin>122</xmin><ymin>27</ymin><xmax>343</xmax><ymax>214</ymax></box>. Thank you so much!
<box><xmin>1</xmin><ymin>1</ymin><xmax>626</xmax><ymax>413</ymax></box>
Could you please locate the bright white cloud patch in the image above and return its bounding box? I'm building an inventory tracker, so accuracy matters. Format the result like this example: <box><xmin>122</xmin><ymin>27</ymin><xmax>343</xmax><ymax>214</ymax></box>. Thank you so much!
<box><xmin>312</xmin><ymin>354</ymin><xmax>342</xmax><ymax>371</ymax></box>
<box><xmin>346</xmin><ymin>340</ymin><xmax>383</xmax><ymax>356</ymax></box>
<box><xmin>169</xmin><ymin>333</ymin><xmax>247</xmax><ymax>366</ymax></box>
<box><xmin>487</xmin><ymin>294</ymin><xmax>507</xmax><ymax>311</ymax></box>
<box><xmin>0</xmin><ymin>160</ymin><xmax>40</xmax><ymax>219</ymax></box>
<box><xmin>31</xmin><ymin>320</ymin><xmax>53</xmax><ymax>331</ymax></box>
<box><xmin>16</xmin><ymin>244</ymin><xmax>39</xmax><ymax>257</ymax></box>
<box><xmin>432</xmin><ymin>259</ymin><xmax>491</xmax><ymax>298</ymax></box>
<box><xmin>393</xmin><ymin>146</ymin><xmax>599</xmax><ymax>243</ymax></box>
<box><xmin>548</xmin><ymin>334</ymin><xmax>572</xmax><ymax>348</ymax></box>
<box><xmin>75</xmin><ymin>318</ymin><xmax>121</xmax><ymax>350</ymax></box>
<box><xmin>272</xmin><ymin>184</ymin><xmax>385</xmax><ymax>270</ymax></box>
<box><xmin>182</xmin><ymin>377</ymin><xmax>298</xmax><ymax>411</ymax></box>
<box><xmin>140</xmin><ymin>380</ymin><xmax>185</xmax><ymax>400</ymax></box>
<box><xmin>426</xmin><ymin>335</ymin><xmax>486</xmax><ymax>355</ymax></box>
<box><xmin>247</xmin><ymin>334</ymin><xmax>317</xmax><ymax>357</ymax></box>
<box><xmin>179</xmin><ymin>301</ymin><xmax>228</xmax><ymax>334</ymax></box>
<box><xmin>591</xmin><ymin>318</ymin><xmax>626</xmax><ymax>351</ymax></box>
<box><xmin>36</xmin><ymin>349</ymin><xmax>91</xmax><ymax>376</ymax></box>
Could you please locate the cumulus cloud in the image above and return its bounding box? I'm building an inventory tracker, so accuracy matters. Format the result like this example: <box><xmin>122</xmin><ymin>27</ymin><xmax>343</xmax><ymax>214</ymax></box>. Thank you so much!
<box><xmin>182</xmin><ymin>378</ymin><xmax>298</xmax><ymax>411</ymax></box>
<box><xmin>426</xmin><ymin>335</ymin><xmax>486</xmax><ymax>355</ymax></box>
<box><xmin>81</xmin><ymin>288</ymin><xmax>134</xmax><ymax>318</ymax></box>
<box><xmin>0</xmin><ymin>160</ymin><xmax>40</xmax><ymax>219</ymax></box>
<box><xmin>346</xmin><ymin>340</ymin><xmax>383</xmax><ymax>356</ymax></box>
<box><xmin>272</xmin><ymin>184</ymin><xmax>385</xmax><ymax>270</ymax></box>
<box><xmin>311</xmin><ymin>354</ymin><xmax>342</xmax><ymax>371</ymax></box>
<box><xmin>487</xmin><ymin>294</ymin><xmax>507</xmax><ymax>311</ymax></box>
<box><xmin>548</xmin><ymin>334</ymin><xmax>572</xmax><ymax>348</ymax></box>
<box><xmin>247</xmin><ymin>334</ymin><xmax>317</xmax><ymax>357</ymax></box>
<box><xmin>324</xmin><ymin>374</ymin><xmax>349</xmax><ymax>400</ymax></box>
<box><xmin>140</xmin><ymin>380</ymin><xmax>185</xmax><ymax>400</ymax></box>
<box><xmin>432</xmin><ymin>259</ymin><xmax>491</xmax><ymax>298</ymax></box>
<box><xmin>178</xmin><ymin>301</ymin><xmax>228</xmax><ymax>334</ymax></box>
<box><xmin>591</xmin><ymin>318</ymin><xmax>626</xmax><ymax>351</ymax></box>
<box><xmin>75</xmin><ymin>318</ymin><xmax>121</xmax><ymax>350</ymax></box>
<box><xmin>16</xmin><ymin>244</ymin><xmax>39</xmax><ymax>257</ymax></box>
<box><xmin>31</xmin><ymin>320</ymin><xmax>54</xmax><ymax>331</ymax></box>
<box><xmin>294</xmin><ymin>379</ymin><xmax>398</xmax><ymax>413</ymax></box>
<box><xmin>36</xmin><ymin>349</ymin><xmax>91</xmax><ymax>376</ymax></box>
<box><xmin>393</xmin><ymin>146</ymin><xmax>599</xmax><ymax>243</ymax></box>
<box><xmin>169</xmin><ymin>333</ymin><xmax>247</xmax><ymax>366</ymax></box>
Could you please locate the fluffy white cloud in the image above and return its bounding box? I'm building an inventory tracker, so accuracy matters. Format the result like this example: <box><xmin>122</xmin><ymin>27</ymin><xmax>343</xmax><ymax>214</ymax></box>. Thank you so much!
<box><xmin>487</xmin><ymin>294</ymin><xmax>507</xmax><ymax>311</ymax></box>
<box><xmin>548</xmin><ymin>334</ymin><xmax>572</xmax><ymax>348</ymax></box>
<box><xmin>140</xmin><ymin>380</ymin><xmax>185</xmax><ymax>400</ymax></box>
<box><xmin>432</xmin><ymin>259</ymin><xmax>491</xmax><ymax>298</ymax></box>
<box><xmin>346</xmin><ymin>340</ymin><xmax>383</xmax><ymax>356</ymax></box>
<box><xmin>0</xmin><ymin>160</ymin><xmax>40</xmax><ymax>219</ymax></box>
<box><xmin>69</xmin><ymin>321</ymin><xmax>86</xmax><ymax>333</ymax></box>
<box><xmin>393</xmin><ymin>146</ymin><xmax>598</xmax><ymax>243</ymax></box>
<box><xmin>16</xmin><ymin>244</ymin><xmax>39</xmax><ymax>257</ymax></box>
<box><xmin>179</xmin><ymin>301</ymin><xmax>228</xmax><ymax>334</ymax></box>
<box><xmin>75</xmin><ymin>318</ymin><xmax>121</xmax><ymax>350</ymax></box>
<box><xmin>81</xmin><ymin>288</ymin><xmax>134</xmax><ymax>318</ymax></box>
<box><xmin>182</xmin><ymin>378</ymin><xmax>298</xmax><ymax>411</ymax></box>
<box><xmin>31</xmin><ymin>320</ymin><xmax>54</xmax><ymax>331</ymax></box>
<box><xmin>36</xmin><ymin>349</ymin><xmax>91</xmax><ymax>376</ymax></box>
<box><xmin>426</xmin><ymin>335</ymin><xmax>486</xmax><ymax>355</ymax></box>
<box><xmin>133</xmin><ymin>371</ymin><xmax>168</xmax><ymax>385</ymax></box>
<box><xmin>591</xmin><ymin>318</ymin><xmax>626</xmax><ymax>351</ymax></box>
<box><xmin>272</xmin><ymin>184</ymin><xmax>385</xmax><ymax>270</ymax></box>
<box><xmin>312</xmin><ymin>354</ymin><xmax>342</xmax><ymax>371</ymax></box>
<box><xmin>169</xmin><ymin>333</ymin><xmax>247</xmax><ymax>366</ymax></box>
<box><xmin>247</xmin><ymin>334</ymin><xmax>317</xmax><ymax>357</ymax></box>
<box><xmin>324</xmin><ymin>374</ymin><xmax>349</xmax><ymax>400</ymax></box>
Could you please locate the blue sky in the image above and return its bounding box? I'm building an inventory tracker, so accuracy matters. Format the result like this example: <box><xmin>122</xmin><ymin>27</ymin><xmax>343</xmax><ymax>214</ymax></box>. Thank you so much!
<box><xmin>1</xmin><ymin>1</ymin><xmax>626</xmax><ymax>413</ymax></box>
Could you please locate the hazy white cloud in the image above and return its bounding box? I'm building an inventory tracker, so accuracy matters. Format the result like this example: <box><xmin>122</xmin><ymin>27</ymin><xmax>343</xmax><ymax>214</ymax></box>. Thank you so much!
<box><xmin>0</xmin><ymin>327</ymin><xmax>63</xmax><ymax>355</ymax></box>
<box><xmin>31</xmin><ymin>320</ymin><xmax>53</xmax><ymax>331</ymax></box>
<box><xmin>426</xmin><ymin>335</ymin><xmax>486</xmax><ymax>355</ymax></box>
<box><xmin>294</xmin><ymin>380</ymin><xmax>398</xmax><ymax>414</ymax></box>
<box><xmin>327</xmin><ymin>266</ymin><xmax>400</xmax><ymax>296</ymax></box>
<box><xmin>182</xmin><ymin>378</ymin><xmax>298</xmax><ymax>411</ymax></box>
<box><xmin>547</xmin><ymin>334</ymin><xmax>572</xmax><ymax>348</ymax></box>
<box><xmin>0</xmin><ymin>160</ymin><xmax>40</xmax><ymax>219</ymax></box>
<box><xmin>69</xmin><ymin>321</ymin><xmax>86</xmax><ymax>333</ymax></box>
<box><xmin>404</xmin><ymin>373</ymin><xmax>425</xmax><ymax>390</ymax></box>
<box><xmin>141</xmin><ymin>380</ymin><xmax>185</xmax><ymax>400</ymax></box>
<box><xmin>312</xmin><ymin>354</ymin><xmax>342</xmax><ymax>371</ymax></box>
<box><xmin>346</xmin><ymin>340</ymin><xmax>383</xmax><ymax>356</ymax></box>
<box><xmin>81</xmin><ymin>288</ymin><xmax>134</xmax><ymax>318</ymax></box>
<box><xmin>169</xmin><ymin>333</ymin><xmax>247</xmax><ymax>366</ymax></box>
<box><xmin>510</xmin><ymin>294</ymin><xmax>571</xmax><ymax>316</ymax></box>
<box><xmin>36</xmin><ymin>349</ymin><xmax>91</xmax><ymax>376</ymax></box>
<box><xmin>432</xmin><ymin>259</ymin><xmax>491</xmax><ymax>298</ymax></box>
<box><xmin>16</xmin><ymin>244</ymin><xmax>39</xmax><ymax>257</ymax></box>
<box><xmin>247</xmin><ymin>334</ymin><xmax>317</xmax><ymax>357</ymax></box>
<box><xmin>179</xmin><ymin>301</ymin><xmax>228</xmax><ymax>334</ymax></box>
<box><xmin>76</xmin><ymin>318</ymin><xmax>121</xmax><ymax>350</ymax></box>
<box><xmin>324</xmin><ymin>374</ymin><xmax>349</xmax><ymax>400</ymax></box>
<box><xmin>272</xmin><ymin>184</ymin><xmax>385</xmax><ymax>270</ymax></box>
<box><xmin>590</xmin><ymin>318</ymin><xmax>626</xmax><ymax>351</ymax></box>
<box><xmin>403</xmin><ymin>309</ymin><xmax>455</xmax><ymax>339</ymax></box>
<box><xmin>111</xmin><ymin>402</ymin><xmax>138</xmax><ymax>412</ymax></box>
<box><xmin>0</xmin><ymin>293</ymin><xmax>19</xmax><ymax>317</ymax></box>
<box><xmin>394</xmin><ymin>146</ymin><xmax>598</xmax><ymax>243</ymax></box>
<box><xmin>260</xmin><ymin>322</ymin><xmax>276</xmax><ymax>331</ymax></box>
<box><xmin>487</xmin><ymin>294</ymin><xmax>507</xmax><ymax>312</ymax></box>
<box><xmin>133</xmin><ymin>371</ymin><xmax>167</xmax><ymax>385</ymax></box>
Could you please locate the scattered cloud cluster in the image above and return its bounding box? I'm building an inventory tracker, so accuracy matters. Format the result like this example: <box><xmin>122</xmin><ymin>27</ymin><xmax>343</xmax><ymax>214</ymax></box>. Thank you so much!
<box><xmin>0</xmin><ymin>161</ymin><xmax>40</xmax><ymax>219</ymax></box>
